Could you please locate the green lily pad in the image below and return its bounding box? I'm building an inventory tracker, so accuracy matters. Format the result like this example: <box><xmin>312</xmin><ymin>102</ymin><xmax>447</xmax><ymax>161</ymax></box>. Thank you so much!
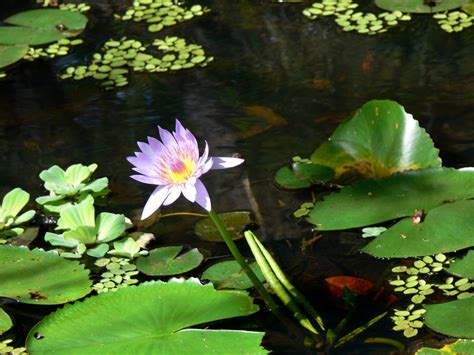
<box><xmin>446</xmin><ymin>250</ymin><xmax>474</xmax><ymax>279</ymax></box>
<box><xmin>0</xmin><ymin>9</ymin><xmax>88</xmax><ymax>45</ymax></box>
<box><xmin>27</xmin><ymin>278</ymin><xmax>267</xmax><ymax>354</ymax></box>
<box><xmin>0</xmin><ymin>246</ymin><xmax>91</xmax><ymax>304</ymax></box>
<box><xmin>363</xmin><ymin>200</ymin><xmax>474</xmax><ymax>257</ymax></box>
<box><xmin>463</xmin><ymin>3</ymin><xmax>474</xmax><ymax>16</ymax></box>
<box><xmin>5</xmin><ymin>9</ymin><xmax>87</xmax><ymax>31</ymax></box>
<box><xmin>0</xmin><ymin>45</ymin><xmax>28</xmax><ymax>69</ymax></box>
<box><xmin>375</xmin><ymin>0</ymin><xmax>469</xmax><ymax>13</ymax></box>
<box><xmin>137</xmin><ymin>246</ymin><xmax>203</xmax><ymax>276</ymax></box>
<box><xmin>195</xmin><ymin>212</ymin><xmax>252</xmax><ymax>242</ymax></box>
<box><xmin>310</xmin><ymin>100</ymin><xmax>441</xmax><ymax>183</ymax></box>
<box><xmin>202</xmin><ymin>260</ymin><xmax>265</xmax><ymax>290</ymax></box>
<box><xmin>0</xmin><ymin>308</ymin><xmax>12</xmax><ymax>335</ymax></box>
<box><xmin>417</xmin><ymin>339</ymin><xmax>474</xmax><ymax>354</ymax></box>
<box><xmin>309</xmin><ymin>168</ymin><xmax>474</xmax><ymax>230</ymax></box>
<box><xmin>424</xmin><ymin>297</ymin><xmax>474</xmax><ymax>338</ymax></box>
<box><xmin>275</xmin><ymin>163</ymin><xmax>334</xmax><ymax>190</ymax></box>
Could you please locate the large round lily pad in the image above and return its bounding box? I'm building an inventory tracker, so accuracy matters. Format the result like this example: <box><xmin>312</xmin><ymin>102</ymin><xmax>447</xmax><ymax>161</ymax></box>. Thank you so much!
<box><xmin>136</xmin><ymin>246</ymin><xmax>203</xmax><ymax>276</ymax></box>
<box><xmin>0</xmin><ymin>9</ymin><xmax>88</xmax><ymax>46</ymax></box>
<box><xmin>0</xmin><ymin>246</ymin><xmax>92</xmax><ymax>304</ymax></box>
<box><xmin>446</xmin><ymin>250</ymin><xmax>474</xmax><ymax>279</ymax></box>
<box><xmin>424</xmin><ymin>297</ymin><xmax>474</xmax><ymax>338</ymax></box>
<box><xmin>363</xmin><ymin>200</ymin><xmax>474</xmax><ymax>258</ymax></box>
<box><xmin>309</xmin><ymin>168</ymin><xmax>474</xmax><ymax>230</ymax></box>
<box><xmin>0</xmin><ymin>45</ymin><xmax>29</xmax><ymax>69</ymax></box>
<box><xmin>194</xmin><ymin>212</ymin><xmax>252</xmax><ymax>242</ymax></box>
<box><xmin>417</xmin><ymin>339</ymin><xmax>474</xmax><ymax>354</ymax></box>
<box><xmin>0</xmin><ymin>308</ymin><xmax>12</xmax><ymax>335</ymax></box>
<box><xmin>310</xmin><ymin>100</ymin><xmax>441</xmax><ymax>183</ymax></box>
<box><xmin>375</xmin><ymin>0</ymin><xmax>469</xmax><ymax>13</ymax></box>
<box><xmin>202</xmin><ymin>260</ymin><xmax>265</xmax><ymax>290</ymax></box>
<box><xmin>26</xmin><ymin>278</ymin><xmax>267</xmax><ymax>354</ymax></box>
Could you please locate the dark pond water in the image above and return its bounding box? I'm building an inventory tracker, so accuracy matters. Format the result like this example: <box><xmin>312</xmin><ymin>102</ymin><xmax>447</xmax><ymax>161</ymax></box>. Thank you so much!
<box><xmin>1</xmin><ymin>0</ymin><xmax>473</xmax><ymax>353</ymax></box>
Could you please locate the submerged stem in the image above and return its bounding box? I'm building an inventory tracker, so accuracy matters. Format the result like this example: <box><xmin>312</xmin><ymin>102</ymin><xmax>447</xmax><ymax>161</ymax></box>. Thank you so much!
<box><xmin>244</xmin><ymin>231</ymin><xmax>322</xmax><ymax>337</ymax></box>
<box><xmin>251</xmin><ymin>234</ymin><xmax>325</xmax><ymax>332</ymax></box>
<box><xmin>160</xmin><ymin>212</ymin><xmax>208</xmax><ymax>218</ymax></box>
<box><xmin>207</xmin><ymin>210</ymin><xmax>279</xmax><ymax>312</ymax></box>
<box><xmin>334</xmin><ymin>312</ymin><xmax>387</xmax><ymax>348</ymax></box>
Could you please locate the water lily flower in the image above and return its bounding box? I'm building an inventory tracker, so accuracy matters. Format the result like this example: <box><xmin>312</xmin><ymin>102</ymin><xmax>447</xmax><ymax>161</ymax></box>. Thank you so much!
<box><xmin>128</xmin><ymin>120</ymin><xmax>244</xmax><ymax>219</ymax></box>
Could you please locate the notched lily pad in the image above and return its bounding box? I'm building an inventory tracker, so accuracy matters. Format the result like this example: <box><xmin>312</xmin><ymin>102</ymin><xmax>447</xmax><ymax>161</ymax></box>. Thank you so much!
<box><xmin>310</xmin><ymin>100</ymin><xmax>441</xmax><ymax>183</ymax></box>
<box><xmin>195</xmin><ymin>211</ymin><xmax>253</xmax><ymax>242</ymax></box>
<box><xmin>136</xmin><ymin>246</ymin><xmax>204</xmax><ymax>276</ymax></box>
<box><xmin>202</xmin><ymin>260</ymin><xmax>265</xmax><ymax>290</ymax></box>
<box><xmin>0</xmin><ymin>9</ymin><xmax>88</xmax><ymax>45</ymax></box>
<box><xmin>0</xmin><ymin>246</ymin><xmax>92</xmax><ymax>304</ymax></box>
<box><xmin>417</xmin><ymin>339</ymin><xmax>474</xmax><ymax>354</ymax></box>
<box><xmin>0</xmin><ymin>45</ymin><xmax>29</xmax><ymax>69</ymax></box>
<box><xmin>26</xmin><ymin>278</ymin><xmax>267</xmax><ymax>354</ymax></box>
<box><xmin>446</xmin><ymin>250</ymin><xmax>474</xmax><ymax>279</ymax></box>
<box><xmin>309</xmin><ymin>168</ymin><xmax>474</xmax><ymax>230</ymax></box>
<box><xmin>424</xmin><ymin>297</ymin><xmax>474</xmax><ymax>338</ymax></box>
<box><xmin>275</xmin><ymin>163</ymin><xmax>334</xmax><ymax>190</ymax></box>
<box><xmin>375</xmin><ymin>0</ymin><xmax>469</xmax><ymax>13</ymax></box>
<box><xmin>0</xmin><ymin>308</ymin><xmax>13</xmax><ymax>335</ymax></box>
<box><xmin>363</xmin><ymin>200</ymin><xmax>474</xmax><ymax>257</ymax></box>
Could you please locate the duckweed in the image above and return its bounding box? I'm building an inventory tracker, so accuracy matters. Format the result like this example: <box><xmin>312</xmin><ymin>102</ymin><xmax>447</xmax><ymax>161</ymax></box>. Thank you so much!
<box><xmin>303</xmin><ymin>0</ymin><xmax>412</xmax><ymax>35</ymax></box>
<box><xmin>23</xmin><ymin>38</ymin><xmax>83</xmax><ymax>61</ymax></box>
<box><xmin>92</xmin><ymin>257</ymin><xmax>140</xmax><ymax>294</ymax></box>
<box><xmin>117</xmin><ymin>0</ymin><xmax>210</xmax><ymax>33</ymax></box>
<box><xmin>434</xmin><ymin>10</ymin><xmax>473</xmax><ymax>33</ymax></box>
<box><xmin>60</xmin><ymin>36</ymin><xmax>213</xmax><ymax>89</ymax></box>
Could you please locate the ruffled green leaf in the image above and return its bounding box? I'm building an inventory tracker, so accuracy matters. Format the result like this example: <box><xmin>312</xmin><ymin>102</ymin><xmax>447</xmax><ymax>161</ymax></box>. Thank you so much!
<box><xmin>96</xmin><ymin>212</ymin><xmax>125</xmax><ymax>243</ymax></box>
<box><xmin>45</xmin><ymin>232</ymin><xmax>79</xmax><ymax>248</ymax></box>
<box><xmin>13</xmin><ymin>210</ymin><xmax>35</xmax><ymax>226</ymax></box>
<box><xmin>1</xmin><ymin>188</ymin><xmax>29</xmax><ymax>218</ymax></box>
<box><xmin>63</xmin><ymin>226</ymin><xmax>97</xmax><ymax>245</ymax></box>
<box><xmin>56</xmin><ymin>196</ymin><xmax>95</xmax><ymax>230</ymax></box>
<box><xmin>108</xmin><ymin>237</ymin><xmax>142</xmax><ymax>258</ymax></box>
<box><xmin>86</xmin><ymin>243</ymin><xmax>109</xmax><ymax>258</ymax></box>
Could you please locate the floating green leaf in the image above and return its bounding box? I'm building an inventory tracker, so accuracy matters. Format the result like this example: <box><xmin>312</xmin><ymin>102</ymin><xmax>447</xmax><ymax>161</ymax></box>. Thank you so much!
<box><xmin>309</xmin><ymin>168</ymin><xmax>474</xmax><ymax>230</ymax></box>
<box><xmin>0</xmin><ymin>9</ymin><xmax>88</xmax><ymax>45</ymax></box>
<box><xmin>310</xmin><ymin>100</ymin><xmax>441</xmax><ymax>183</ymax></box>
<box><xmin>424</xmin><ymin>297</ymin><xmax>474</xmax><ymax>338</ymax></box>
<box><xmin>202</xmin><ymin>260</ymin><xmax>265</xmax><ymax>290</ymax></box>
<box><xmin>0</xmin><ymin>246</ymin><xmax>91</xmax><ymax>304</ymax></box>
<box><xmin>0</xmin><ymin>308</ymin><xmax>12</xmax><ymax>335</ymax></box>
<box><xmin>0</xmin><ymin>188</ymin><xmax>35</xmax><ymax>238</ymax></box>
<box><xmin>137</xmin><ymin>246</ymin><xmax>203</xmax><ymax>276</ymax></box>
<box><xmin>27</xmin><ymin>278</ymin><xmax>267</xmax><ymax>354</ymax></box>
<box><xmin>463</xmin><ymin>3</ymin><xmax>474</xmax><ymax>16</ymax></box>
<box><xmin>195</xmin><ymin>212</ymin><xmax>252</xmax><ymax>241</ymax></box>
<box><xmin>0</xmin><ymin>45</ymin><xmax>29</xmax><ymax>69</ymax></box>
<box><xmin>417</xmin><ymin>339</ymin><xmax>474</xmax><ymax>354</ymax></box>
<box><xmin>363</xmin><ymin>200</ymin><xmax>474</xmax><ymax>257</ymax></box>
<box><xmin>446</xmin><ymin>250</ymin><xmax>474</xmax><ymax>279</ymax></box>
<box><xmin>375</xmin><ymin>0</ymin><xmax>469</xmax><ymax>13</ymax></box>
<box><xmin>274</xmin><ymin>163</ymin><xmax>334</xmax><ymax>190</ymax></box>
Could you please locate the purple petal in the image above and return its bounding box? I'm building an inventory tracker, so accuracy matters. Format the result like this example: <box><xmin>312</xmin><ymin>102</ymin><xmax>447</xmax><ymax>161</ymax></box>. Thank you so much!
<box><xmin>182</xmin><ymin>182</ymin><xmax>197</xmax><ymax>203</ymax></box>
<box><xmin>147</xmin><ymin>136</ymin><xmax>165</xmax><ymax>153</ymax></box>
<box><xmin>127</xmin><ymin>156</ymin><xmax>155</xmax><ymax>175</ymax></box>
<box><xmin>130</xmin><ymin>175</ymin><xmax>163</xmax><ymax>185</ymax></box>
<box><xmin>196</xmin><ymin>157</ymin><xmax>213</xmax><ymax>176</ymax></box>
<box><xmin>137</xmin><ymin>141</ymin><xmax>154</xmax><ymax>156</ymax></box>
<box><xmin>141</xmin><ymin>186</ymin><xmax>169</xmax><ymax>220</ymax></box>
<box><xmin>163</xmin><ymin>186</ymin><xmax>181</xmax><ymax>206</ymax></box>
<box><xmin>194</xmin><ymin>179</ymin><xmax>211</xmax><ymax>211</ymax></box>
<box><xmin>211</xmin><ymin>157</ymin><xmax>244</xmax><ymax>170</ymax></box>
<box><xmin>158</xmin><ymin>126</ymin><xmax>178</xmax><ymax>151</ymax></box>
<box><xmin>198</xmin><ymin>141</ymin><xmax>209</xmax><ymax>165</ymax></box>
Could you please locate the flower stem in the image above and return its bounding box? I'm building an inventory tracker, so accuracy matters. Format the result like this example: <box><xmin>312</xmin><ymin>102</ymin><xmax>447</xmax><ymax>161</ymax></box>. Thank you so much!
<box><xmin>245</xmin><ymin>231</ymin><xmax>321</xmax><ymax>337</ymax></box>
<box><xmin>161</xmin><ymin>212</ymin><xmax>208</xmax><ymax>218</ymax></box>
<box><xmin>251</xmin><ymin>233</ymin><xmax>325</xmax><ymax>332</ymax></box>
<box><xmin>334</xmin><ymin>312</ymin><xmax>387</xmax><ymax>348</ymax></box>
<box><xmin>207</xmin><ymin>210</ymin><xmax>279</xmax><ymax>311</ymax></box>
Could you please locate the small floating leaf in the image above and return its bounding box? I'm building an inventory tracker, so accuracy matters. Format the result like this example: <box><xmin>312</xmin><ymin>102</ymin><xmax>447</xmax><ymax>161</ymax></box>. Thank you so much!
<box><xmin>136</xmin><ymin>246</ymin><xmax>203</xmax><ymax>276</ymax></box>
<box><xmin>202</xmin><ymin>260</ymin><xmax>265</xmax><ymax>290</ymax></box>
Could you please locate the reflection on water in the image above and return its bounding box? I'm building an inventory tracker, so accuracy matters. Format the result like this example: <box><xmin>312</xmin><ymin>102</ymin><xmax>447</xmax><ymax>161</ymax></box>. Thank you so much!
<box><xmin>0</xmin><ymin>1</ymin><xmax>472</xmax><ymax>234</ymax></box>
<box><xmin>0</xmin><ymin>0</ymin><xmax>473</xmax><ymax>349</ymax></box>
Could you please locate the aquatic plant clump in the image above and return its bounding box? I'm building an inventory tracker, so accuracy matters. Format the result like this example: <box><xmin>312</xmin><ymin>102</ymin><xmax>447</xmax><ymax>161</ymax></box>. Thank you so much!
<box><xmin>434</xmin><ymin>10</ymin><xmax>473</xmax><ymax>32</ymax></box>
<box><xmin>93</xmin><ymin>257</ymin><xmax>139</xmax><ymax>294</ymax></box>
<box><xmin>303</xmin><ymin>0</ymin><xmax>412</xmax><ymax>35</ymax></box>
<box><xmin>58</xmin><ymin>3</ymin><xmax>91</xmax><ymax>13</ymax></box>
<box><xmin>60</xmin><ymin>37</ymin><xmax>213</xmax><ymax>89</ymax></box>
<box><xmin>117</xmin><ymin>0</ymin><xmax>210</xmax><ymax>33</ymax></box>
<box><xmin>23</xmin><ymin>38</ymin><xmax>84</xmax><ymax>61</ymax></box>
<box><xmin>128</xmin><ymin>119</ymin><xmax>244</xmax><ymax>219</ymax></box>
